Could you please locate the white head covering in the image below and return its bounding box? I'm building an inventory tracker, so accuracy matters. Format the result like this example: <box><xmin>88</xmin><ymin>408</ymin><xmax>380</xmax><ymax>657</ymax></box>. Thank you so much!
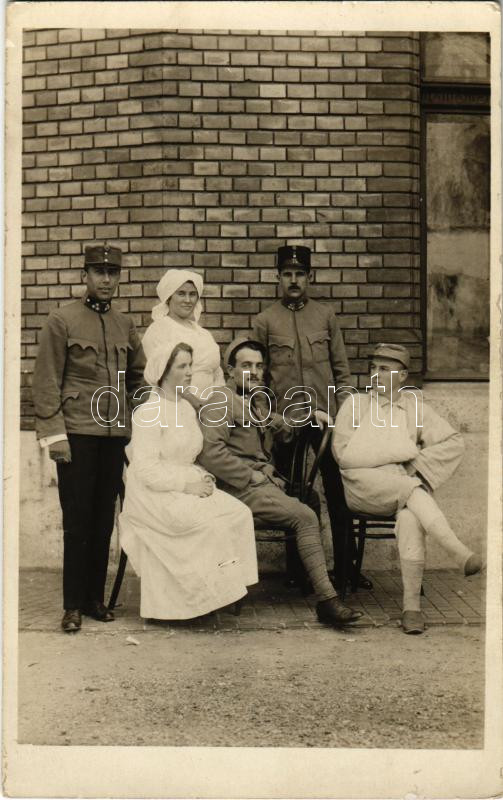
<box><xmin>144</xmin><ymin>341</ymin><xmax>192</xmax><ymax>386</ymax></box>
<box><xmin>151</xmin><ymin>269</ymin><xmax>204</xmax><ymax>322</ymax></box>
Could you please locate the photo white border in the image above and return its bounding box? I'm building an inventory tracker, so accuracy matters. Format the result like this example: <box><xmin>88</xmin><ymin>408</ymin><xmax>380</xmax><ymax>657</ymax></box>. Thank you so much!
<box><xmin>4</xmin><ymin>2</ymin><xmax>502</xmax><ymax>797</ymax></box>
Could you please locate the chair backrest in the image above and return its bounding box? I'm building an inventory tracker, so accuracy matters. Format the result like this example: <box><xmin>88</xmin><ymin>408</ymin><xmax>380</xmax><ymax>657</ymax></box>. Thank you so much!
<box><xmin>283</xmin><ymin>429</ymin><xmax>311</xmax><ymax>498</ymax></box>
<box><xmin>300</xmin><ymin>424</ymin><xmax>333</xmax><ymax>502</ymax></box>
<box><xmin>282</xmin><ymin>425</ymin><xmax>333</xmax><ymax>504</ymax></box>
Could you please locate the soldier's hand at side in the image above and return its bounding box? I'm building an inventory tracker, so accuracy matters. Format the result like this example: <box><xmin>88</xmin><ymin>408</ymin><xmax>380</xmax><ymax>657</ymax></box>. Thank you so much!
<box><xmin>49</xmin><ymin>440</ymin><xmax>72</xmax><ymax>464</ymax></box>
<box><xmin>314</xmin><ymin>409</ymin><xmax>333</xmax><ymax>429</ymax></box>
<box><xmin>260</xmin><ymin>463</ymin><xmax>284</xmax><ymax>488</ymax></box>
<box><xmin>250</xmin><ymin>470</ymin><xmax>267</xmax><ymax>486</ymax></box>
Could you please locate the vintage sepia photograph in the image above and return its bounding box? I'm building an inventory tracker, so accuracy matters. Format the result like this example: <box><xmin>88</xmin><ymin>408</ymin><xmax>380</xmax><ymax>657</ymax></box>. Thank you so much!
<box><xmin>4</xmin><ymin>2</ymin><xmax>502</xmax><ymax>798</ymax></box>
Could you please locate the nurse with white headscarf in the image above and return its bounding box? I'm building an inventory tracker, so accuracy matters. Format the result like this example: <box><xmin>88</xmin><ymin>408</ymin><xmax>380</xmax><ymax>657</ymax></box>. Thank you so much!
<box><xmin>142</xmin><ymin>269</ymin><xmax>225</xmax><ymax>396</ymax></box>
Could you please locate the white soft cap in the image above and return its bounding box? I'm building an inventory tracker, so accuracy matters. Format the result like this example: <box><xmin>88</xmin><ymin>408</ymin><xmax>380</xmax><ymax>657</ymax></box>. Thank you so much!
<box><xmin>144</xmin><ymin>341</ymin><xmax>191</xmax><ymax>386</ymax></box>
<box><xmin>151</xmin><ymin>269</ymin><xmax>204</xmax><ymax>322</ymax></box>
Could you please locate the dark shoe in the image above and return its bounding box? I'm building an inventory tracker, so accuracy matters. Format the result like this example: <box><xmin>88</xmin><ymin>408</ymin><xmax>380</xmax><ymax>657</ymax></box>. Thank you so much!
<box><xmin>316</xmin><ymin>597</ymin><xmax>363</xmax><ymax>628</ymax></box>
<box><xmin>62</xmin><ymin>609</ymin><xmax>81</xmax><ymax>633</ymax></box>
<box><xmin>464</xmin><ymin>554</ymin><xmax>482</xmax><ymax>576</ymax></box>
<box><xmin>357</xmin><ymin>572</ymin><xmax>373</xmax><ymax>591</ymax></box>
<box><xmin>82</xmin><ymin>601</ymin><xmax>114</xmax><ymax>622</ymax></box>
<box><xmin>329</xmin><ymin>570</ymin><xmax>373</xmax><ymax>593</ymax></box>
<box><xmin>402</xmin><ymin>610</ymin><xmax>425</xmax><ymax>635</ymax></box>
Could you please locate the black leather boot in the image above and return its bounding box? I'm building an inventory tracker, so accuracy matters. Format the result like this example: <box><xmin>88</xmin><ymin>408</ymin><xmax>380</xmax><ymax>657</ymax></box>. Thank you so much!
<box><xmin>316</xmin><ymin>597</ymin><xmax>363</xmax><ymax>627</ymax></box>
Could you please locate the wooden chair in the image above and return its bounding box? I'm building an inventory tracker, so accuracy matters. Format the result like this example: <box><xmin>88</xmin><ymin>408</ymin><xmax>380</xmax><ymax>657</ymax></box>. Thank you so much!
<box><xmin>108</xmin><ymin>424</ymin><xmax>333</xmax><ymax>610</ymax></box>
<box><xmin>339</xmin><ymin>510</ymin><xmax>396</xmax><ymax>601</ymax></box>
<box><xmin>108</xmin><ymin>477</ymin><xmax>128</xmax><ymax>610</ymax></box>
<box><xmin>338</xmin><ymin>497</ymin><xmax>425</xmax><ymax>602</ymax></box>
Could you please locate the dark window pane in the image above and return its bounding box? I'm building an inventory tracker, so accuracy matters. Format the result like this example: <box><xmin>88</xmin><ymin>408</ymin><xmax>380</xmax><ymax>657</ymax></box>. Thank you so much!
<box><xmin>422</xmin><ymin>33</ymin><xmax>490</xmax><ymax>83</ymax></box>
<box><xmin>426</xmin><ymin>113</ymin><xmax>490</xmax><ymax>378</ymax></box>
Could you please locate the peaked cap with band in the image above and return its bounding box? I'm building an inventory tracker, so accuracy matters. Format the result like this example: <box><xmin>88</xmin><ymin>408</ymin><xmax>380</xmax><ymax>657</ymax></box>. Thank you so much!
<box><xmin>277</xmin><ymin>244</ymin><xmax>311</xmax><ymax>272</ymax></box>
<box><xmin>84</xmin><ymin>244</ymin><xmax>122</xmax><ymax>269</ymax></box>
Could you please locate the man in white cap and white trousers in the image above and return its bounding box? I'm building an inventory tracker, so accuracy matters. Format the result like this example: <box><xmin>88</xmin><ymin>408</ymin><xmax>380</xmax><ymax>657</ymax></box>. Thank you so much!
<box><xmin>333</xmin><ymin>342</ymin><xmax>482</xmax><ymax>634</ymax></box>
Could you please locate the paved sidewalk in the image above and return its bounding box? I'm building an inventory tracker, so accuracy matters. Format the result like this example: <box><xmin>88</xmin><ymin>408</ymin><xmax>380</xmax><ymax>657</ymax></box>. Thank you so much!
<box><xmin>19</xmin><ymin>567</ymin><xmax>484</xmax><ymax>633</ymax></box>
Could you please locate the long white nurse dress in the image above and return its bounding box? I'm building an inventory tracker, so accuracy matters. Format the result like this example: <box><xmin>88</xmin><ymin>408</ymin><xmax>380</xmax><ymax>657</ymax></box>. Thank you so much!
<box><xmin>142</xmin><ymin>316</ymin><xmax>225</xmax><ymax>396</ymax></box>
<box><xmin>118</xmin><ymin>396</ymin><xmax>258</xmax><ymax>620</ymax></box>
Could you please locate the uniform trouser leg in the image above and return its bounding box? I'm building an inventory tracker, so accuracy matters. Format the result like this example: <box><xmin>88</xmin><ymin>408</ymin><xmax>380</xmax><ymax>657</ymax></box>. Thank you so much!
<box><xmin>233</xmin><ymin>482</ymin><xmax>337</xmax><ymax>602</ymax></box>
<box><xmin>395</xmin><ymin>509</ymin><xmax>425</xmax><ymax>612</ymax></box>
<box><xmin>86</xmin><ymin>437</ymin><xmax>127</xmax><ymax>604</ymax></box>
<box><xmin>271</xmin><ymin>433</ymin><xmax>311</xmax><ymax>582</ymax></box>
<box><xmin>57</xmin><ymin>435</ymin><xmax>126</xmax><ymax>609</ymax></box>
<box><xmin>57</xmin><ymin>435</ymin><xmax>99</xmax><ymax>610</ymax></box>
<box><xmin>310</xmin><ymin>427</ymin><xmax>349</xmax><ymax>584</ymax></box>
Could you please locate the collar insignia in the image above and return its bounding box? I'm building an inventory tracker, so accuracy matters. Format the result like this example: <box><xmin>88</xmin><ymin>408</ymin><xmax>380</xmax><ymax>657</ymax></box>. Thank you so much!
<box><xmin>286</xmin><ymin>299</ymin><xmax>305</xmax><ymax>311</ymax></box>
<box><xmin>85</xmin><ymin>296</ymin><xmax>111</xmax><ymax>314</ymax></box>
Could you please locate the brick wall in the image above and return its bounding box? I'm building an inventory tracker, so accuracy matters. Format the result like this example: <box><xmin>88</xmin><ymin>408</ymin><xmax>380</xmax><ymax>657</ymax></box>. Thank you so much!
<box><xmin>22</xmin><ymin>29</ymin><xmax>421</xmax><ymax>429</ymax></box>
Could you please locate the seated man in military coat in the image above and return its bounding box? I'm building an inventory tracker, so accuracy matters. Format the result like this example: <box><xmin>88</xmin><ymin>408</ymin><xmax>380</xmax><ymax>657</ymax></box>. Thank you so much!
<box><xmin>197</xmin><ymin>335</ymin><xmax>362</xmax><ymax>629</ymax></box>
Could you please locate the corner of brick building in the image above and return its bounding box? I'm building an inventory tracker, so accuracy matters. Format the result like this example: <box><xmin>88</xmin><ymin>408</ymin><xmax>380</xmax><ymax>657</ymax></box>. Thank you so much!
<box><xmin>21</xmin><ymin>29</ymin><xmax>422</xmax><ymax>428</ymax></box>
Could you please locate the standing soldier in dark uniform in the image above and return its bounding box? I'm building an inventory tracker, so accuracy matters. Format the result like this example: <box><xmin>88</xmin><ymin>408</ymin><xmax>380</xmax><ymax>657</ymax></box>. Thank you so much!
<box><xmin>32</xmin><ymin>245</ymin><xmax>146</xmax><ymax>632</ymax></box>
<box><xmin>252</xmin><ymin>244</ymin><xmax>369</xmax><ymax>591</ymax></box>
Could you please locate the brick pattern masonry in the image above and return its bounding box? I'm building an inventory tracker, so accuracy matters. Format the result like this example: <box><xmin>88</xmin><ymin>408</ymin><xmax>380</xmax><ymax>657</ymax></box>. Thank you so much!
<box><xmin>22</xmin><ymin>29</ymin><xmax>421</xmax><ymax>429</ymax></box>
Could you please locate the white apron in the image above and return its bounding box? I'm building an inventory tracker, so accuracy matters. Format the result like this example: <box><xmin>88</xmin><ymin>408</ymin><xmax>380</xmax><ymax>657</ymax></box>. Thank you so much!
<box><xmin>118</xmin><ymin>398</ymin><xmax>258</xmax><ymax>619</ymax></box>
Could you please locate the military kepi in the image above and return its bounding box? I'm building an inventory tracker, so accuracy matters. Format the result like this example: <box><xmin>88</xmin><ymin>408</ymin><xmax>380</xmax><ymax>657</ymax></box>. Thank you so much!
<box><xmin>277</xmin><ymin>244</ymin><xmax>311</xmax><ymax>272</ymax></box>
<box><xmin>224</xmin><ymin>336</ymin><xmax>267</xmax><ymax>370</ymax></box>
<box><xmin>84</xmin><ymin>244</ymin><xmax>122</xmax><ymax>269</ymax></box>
<box><xmin>371</xmin><ymin>343</ymin><xmax>410</xmax><ymax>369</ymax></box>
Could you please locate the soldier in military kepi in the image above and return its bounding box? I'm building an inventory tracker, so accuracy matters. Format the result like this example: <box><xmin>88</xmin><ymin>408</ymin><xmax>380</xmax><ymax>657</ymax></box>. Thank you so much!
<box><xmin>32</xmin><ymin>244</ymin><xmax>146</xmax><ymax>633</ymax></box>
<box><xmin>252</xmin><ymin>244</ymin><xmax>368</xmax><ymax>591</ymax></box>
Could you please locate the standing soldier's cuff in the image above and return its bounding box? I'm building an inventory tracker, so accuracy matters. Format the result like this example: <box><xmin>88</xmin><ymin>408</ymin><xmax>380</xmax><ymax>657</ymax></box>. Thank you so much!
<box><xmin>39</xmin><ymin>433</ymin><xmax>68</xmax><ymax>449</ymax></box>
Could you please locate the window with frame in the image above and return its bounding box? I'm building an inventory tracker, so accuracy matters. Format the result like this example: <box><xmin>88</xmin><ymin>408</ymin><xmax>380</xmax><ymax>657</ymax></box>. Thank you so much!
<box><xmin>420</xmin><ymin>33</ymin><xmax>490</xmax><ymax>379</ymax></box>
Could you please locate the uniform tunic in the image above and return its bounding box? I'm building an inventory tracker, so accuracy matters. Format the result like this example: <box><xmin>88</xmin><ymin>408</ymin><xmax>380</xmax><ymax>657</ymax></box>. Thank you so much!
<box><xmin>252</xmin><ymin>298</ymin><xmax>352</xmax><ymax>414</ymax></box>
<box><xmin>197</xmin><ymin>381</ymin><xmax>291</xmax><ymax>491</ymax></box>
<box><xmin>33</xmin><ymin>296</ymin><xmax>145</xmax><ymax>439</ymax></box>
<box><xmin>332</xmin><ymin>391</ymin><xmax>465</xmax><ymax>516</ymax></box>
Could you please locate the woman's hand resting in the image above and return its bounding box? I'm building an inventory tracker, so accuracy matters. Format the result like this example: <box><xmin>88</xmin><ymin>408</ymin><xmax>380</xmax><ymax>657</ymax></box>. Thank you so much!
<box><xmin>185</xmin><ymin>474</ymin><xmax>215</xmax><ymax>498</ymax></box>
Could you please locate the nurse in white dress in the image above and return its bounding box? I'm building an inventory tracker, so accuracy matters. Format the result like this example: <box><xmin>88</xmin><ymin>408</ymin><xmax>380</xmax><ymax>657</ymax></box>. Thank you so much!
<box><xmin>118</xmin><ymin>342</ymin><xmax>258</xmax><ymax>620</ymax></box>
<box><xmin>142</xmin><ymin>269</ymin><xmax>225</xmax><ymax>398</ymax></box>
